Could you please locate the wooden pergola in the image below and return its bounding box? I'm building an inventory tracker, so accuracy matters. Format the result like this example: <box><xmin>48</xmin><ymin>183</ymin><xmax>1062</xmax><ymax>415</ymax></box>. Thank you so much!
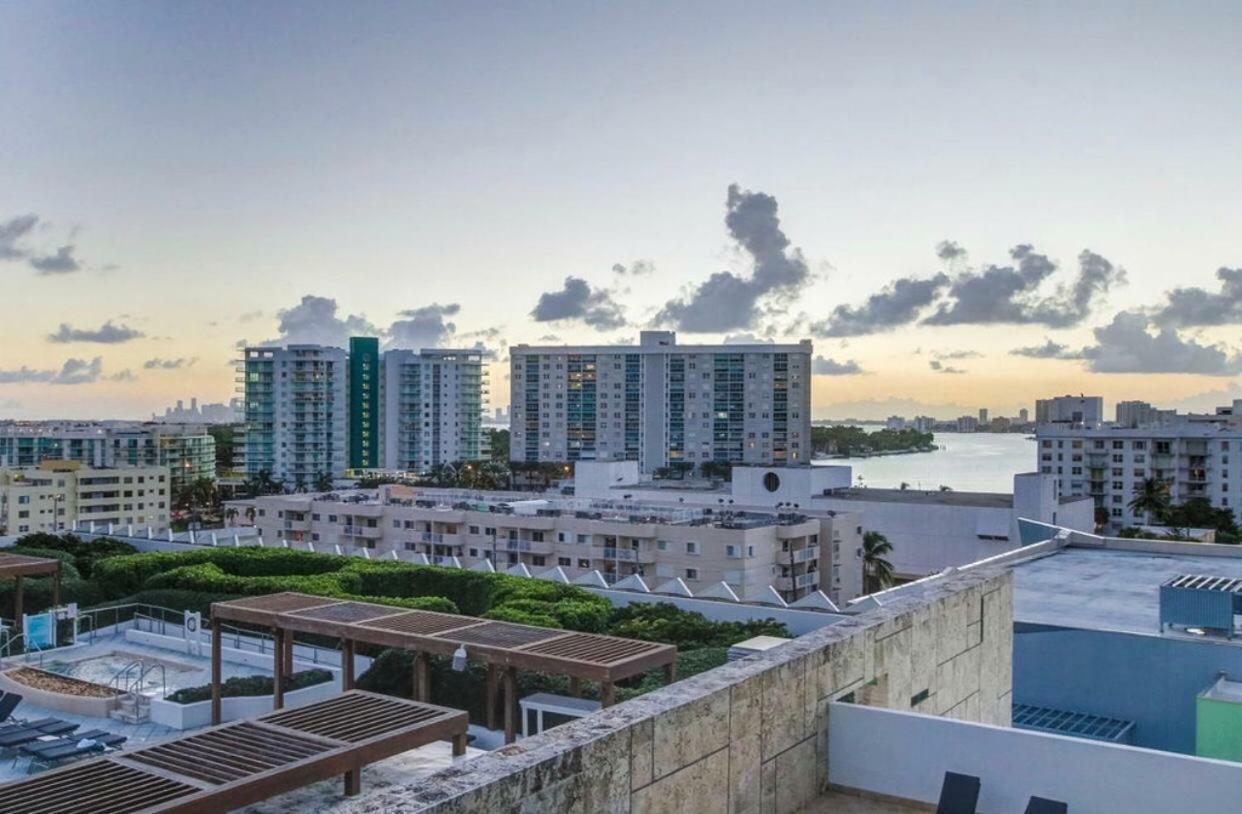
<box><xmin>0</xmin><ymin>690</ymin><xmax>467</xmax><ymax>814</ymax></box>
<box><xmin>210</xmin><ymin>592</ymin><xmax>678</xmax><ymax>743</ymax></box>
<box><xmin>0</xmin><ymin>552</ymin><xmax>63</xmax><ymax>625</ymax></box>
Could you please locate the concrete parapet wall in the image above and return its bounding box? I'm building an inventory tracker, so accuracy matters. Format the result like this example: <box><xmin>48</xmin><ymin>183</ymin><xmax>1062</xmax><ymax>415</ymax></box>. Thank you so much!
<box><xmin>340</xmin><ymin>565</ymin><xmax>1014</xmax><ymax>814</ymax></box>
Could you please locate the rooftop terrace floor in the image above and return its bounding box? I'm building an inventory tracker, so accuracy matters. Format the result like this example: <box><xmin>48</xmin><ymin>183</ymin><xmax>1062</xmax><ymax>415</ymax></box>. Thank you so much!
<box><xmin>1012</xmin><ymin>546</ymin><xmax>1242</xmax><ymax>635</ymax></box>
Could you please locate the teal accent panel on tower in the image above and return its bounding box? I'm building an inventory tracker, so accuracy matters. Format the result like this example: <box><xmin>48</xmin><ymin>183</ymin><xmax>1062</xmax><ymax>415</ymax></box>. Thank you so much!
<box><xmin>349</xmin><ymin>336</ymin><xmax>380</xmax><ymax>469</ymax></box>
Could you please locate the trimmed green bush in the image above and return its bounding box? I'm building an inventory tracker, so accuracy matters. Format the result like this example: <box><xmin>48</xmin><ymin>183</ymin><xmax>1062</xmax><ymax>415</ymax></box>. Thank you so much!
<box><xmin>167</xmin><ymin>668</ymin><xmax>333</xmax><ymax>704</ymax></box>
<box><xmin>11</xmin><ymin>533</ymin><xmax>137</xmax><ymax>578</ymax></box>
<box><xmin>90</xmin><ymin>547</ymin><xmax>604</xmax><ymax>627</ymax></box>
<box><xmin>606</xmin><ymin>602</ymin><xmax>790</xmax><ymax>650</ymax></box>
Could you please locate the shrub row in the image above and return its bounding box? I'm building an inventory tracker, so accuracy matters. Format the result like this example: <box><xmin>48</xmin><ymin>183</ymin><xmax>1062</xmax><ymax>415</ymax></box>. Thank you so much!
<box><xmin>89</xmin><ymin>547</ymin><xmax>608</xmax><ymax>623</ymax></box>
<box><xmin>166</xmin><ymin>668</ymin><xmax>333</xmax><ymax>704</ymax></box>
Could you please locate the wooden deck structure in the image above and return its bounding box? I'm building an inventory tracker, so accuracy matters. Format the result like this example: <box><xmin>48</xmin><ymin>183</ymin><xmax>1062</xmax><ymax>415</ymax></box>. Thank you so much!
<box><xmin>0</xmin><ymin>552</ymin><xmax>63</xmax><ymax>625</ymax></box>
<box><xmin>0</xmin><ymin>691</ymin><xmax>467</xmax><ymax>814</ymax></box>
<box><xmin>209</xmin><ymin>592</ymin><xmax>678</xmax><ymax>742</ymax></box>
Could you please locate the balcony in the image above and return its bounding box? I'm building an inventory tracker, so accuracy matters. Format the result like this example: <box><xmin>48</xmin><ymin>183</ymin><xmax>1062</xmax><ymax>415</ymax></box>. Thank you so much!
<box><xmin>341</xmin><ymin>524</ymin><xmax>381</xmax><ymax>539</ymax></box>
<box><xmin>790</xmin><ymin>545</ymin><xmax>820</xmax><ymax>564</ymax></box>
<box><xmin>776</xmin><ymin>572</ymin><xmax>819</xmax><ymax>591</ymax></box>
<box><xmin>601</xmin><ymin>547</ymin><xmax>640</xmax><ymax>562</ymax></box>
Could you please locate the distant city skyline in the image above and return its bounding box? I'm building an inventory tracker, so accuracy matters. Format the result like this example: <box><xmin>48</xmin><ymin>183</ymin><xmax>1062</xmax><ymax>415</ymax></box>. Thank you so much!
<box><xmin>3</xmin><ymin>2</ymin><xmax>1241</xmax><ymax>421</ymax></box>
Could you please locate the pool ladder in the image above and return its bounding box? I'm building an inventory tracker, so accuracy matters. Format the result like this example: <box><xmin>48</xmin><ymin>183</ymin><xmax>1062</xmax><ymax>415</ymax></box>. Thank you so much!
<box><xmin>109</xmin><ymin>660</ymin><xmax>167</xmax><ymax>724</ymax></box>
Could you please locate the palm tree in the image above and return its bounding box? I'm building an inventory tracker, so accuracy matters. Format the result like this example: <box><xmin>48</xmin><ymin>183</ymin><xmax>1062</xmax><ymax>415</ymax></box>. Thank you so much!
<box><xmin>862</xmin><ymin>531</ymin><xmax>895</xmax><ymax>594</ymax></box>
<box><xmin>314</xmin><ymin>472</ymin><xmax>333</xmax><ymax>492</ymax></box>
<box><xmin>1129</xmin><ymin>477</ymin><xmax>1171</xmax><ymax>525</ymax></box>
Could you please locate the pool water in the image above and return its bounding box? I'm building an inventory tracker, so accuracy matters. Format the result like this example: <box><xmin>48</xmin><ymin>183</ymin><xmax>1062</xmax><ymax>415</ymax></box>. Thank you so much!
<box><xmin>43</xmin><ymin>653</ymin><xmax>203</xmax><ymax>695</ymax></box>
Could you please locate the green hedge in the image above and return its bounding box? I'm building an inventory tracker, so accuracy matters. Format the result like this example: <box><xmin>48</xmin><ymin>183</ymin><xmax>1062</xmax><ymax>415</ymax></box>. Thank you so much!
<box><xmin>167</xmin><ymin>668</ymin><xmax>333</xmax><ymax>704</ymax></box>
<box><xmin>88</xmin><ymin>547</ymin><xmax>601</xmax><ymax>623</ymax></box>
<box><xmin>11</xmin><ymin>533</ymin><xmax>137</xmax><ymax>578</ymax></box>
<box><xmin>605</xmin><ymin>602</ymin><xmax>790</xmax><ymax>649</ymax></box>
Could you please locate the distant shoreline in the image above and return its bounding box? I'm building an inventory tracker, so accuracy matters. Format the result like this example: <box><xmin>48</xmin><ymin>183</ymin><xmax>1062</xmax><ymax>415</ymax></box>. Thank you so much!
<box><xmin>815</xmin><ymin>444</ymin><xmax>937</xmax><ymax>460</ymax></box>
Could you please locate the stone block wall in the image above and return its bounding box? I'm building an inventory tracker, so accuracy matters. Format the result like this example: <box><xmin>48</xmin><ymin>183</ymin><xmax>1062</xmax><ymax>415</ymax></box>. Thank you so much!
<box><xmin>342</xmin><ymin>566</ymin><xmax>1013</xmax><ymax>814</ymax></box>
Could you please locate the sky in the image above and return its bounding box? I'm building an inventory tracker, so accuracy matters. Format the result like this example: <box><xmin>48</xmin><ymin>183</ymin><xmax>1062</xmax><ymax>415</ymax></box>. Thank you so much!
<box><xmin>3</xmin><ymin>1</ymin><xmax>1242</xmax><ymax>421</ymax></box>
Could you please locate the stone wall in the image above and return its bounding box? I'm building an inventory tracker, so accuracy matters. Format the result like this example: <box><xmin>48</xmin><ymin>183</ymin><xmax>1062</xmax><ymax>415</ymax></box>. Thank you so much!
<box><xmin>342</xmin><ymin>566</ymin><xmax>1013</xmax><ymax>814</ymax></box>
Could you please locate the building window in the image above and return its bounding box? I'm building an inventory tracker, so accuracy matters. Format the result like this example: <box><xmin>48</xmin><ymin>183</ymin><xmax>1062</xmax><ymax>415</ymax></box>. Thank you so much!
<box><xmin>685</xmin><ymin>568</ymin><xmax>698</xmax><ymax>580</ymax></box>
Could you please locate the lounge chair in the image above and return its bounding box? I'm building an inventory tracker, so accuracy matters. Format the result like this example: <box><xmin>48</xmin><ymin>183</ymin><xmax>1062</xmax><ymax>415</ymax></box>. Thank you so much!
<box><xmin>0</xmin><ymin>693</ymin><xmax>22</xmax><ymax>724</ymax></box>
<box><xmin>0</xmin><ymin>719</ymin><xmax>78</xmax><ymax>750</ymax></box>
<box><xmin>20</xmin><ymin>729</ymin><xmax>127</xmax><ymax>769</ymax></box>
<box><xmin>936</xmin><ymin>771</ymin><xmax>981</xmax><ymax>814</ymax></box>
<box><xmin>1026</xmin><ymin>797</ymin><xmax>1068</xmax><ymax>814</ymax></box>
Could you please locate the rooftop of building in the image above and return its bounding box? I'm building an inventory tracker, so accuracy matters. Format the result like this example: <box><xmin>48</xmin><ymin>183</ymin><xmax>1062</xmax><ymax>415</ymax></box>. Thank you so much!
<box><xmin>510</xmin><ymin>330</ymin><xmax>811</xmax><ymax>354</ymax></box>
<box><xmin>1010</xmin><ymin>537</ymin><xmax>1242</xmax><ymax>637</ymax></box>
<box><xmin>819</xmin><ymin>487</ymin><xmax>1014</xmax><ymax>509</ymax></box>
<box><xmin>233</xmin><ymin>488</ymin><xmax>813</xmax><ymax>530</ymax></box>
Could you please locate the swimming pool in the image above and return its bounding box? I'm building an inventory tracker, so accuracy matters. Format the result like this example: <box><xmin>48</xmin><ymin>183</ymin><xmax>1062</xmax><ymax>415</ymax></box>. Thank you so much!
<box><xmin>43</xmin><ymin>651</ymin><xmax>203</xmax><ymax>695</ymax></box>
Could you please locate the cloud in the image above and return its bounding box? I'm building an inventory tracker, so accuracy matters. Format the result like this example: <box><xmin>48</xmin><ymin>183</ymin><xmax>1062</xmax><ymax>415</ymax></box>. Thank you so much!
<box><xmin>923</xmin><ymin>245</ymin><xmax>1123</xmax><ymax>328</ymax></box>
<box><xmin>812</xmin><ymin>356</ymin><xmax>864</xmax><ymax>375</ymax></box>
<box><xmin>47</xmin><ymin>320</ymin><xmax>145</xmax><ymax>344</ymax></box>
<box><xmin>612</xmin><ymin>260</ymin><xmax>655</xmax><ymax>276</ymax></box>
<box><xmin>1009</xmin><ymin>339</ymin><xmax>1078</xmax><ymax>359</ymax></box>
<box><xmin>1075</xmin><ymin>311</ymin><xmax>1242</xmax><ymax>375</ymax></box>
<box><xmin>238</xmin><ymin>310</ymin><xmax>264</xmax><ymax>323</ymax></box>
<box><xmin>936</xmin><ymin>240</ymin><xmax>967</xmax><ymax>262</ymax></box>
<box><xmin>53</xmin><ymin>357</ymin><xmax>103</xmax><ymax>384</ymax></box>
<box><xmin>0</xmin><ymin>357</ymin><xmax>109</xmax><ymax>385</ymax></box>
<box><xmin>932</xmin><ymin>349</ymin><xmax>981</xmax><ymax>360</ymax></box>
<box><xmin>656</xmin><ymin>184</ymin><xmax>811</xmax><ymax>332</ymax></box>
<box><xmin>929</xmin><ymin>360</ymin><xmax>966</xmax><ymax>374</ymax></box>
<box><xmin>387</xmin><ymin>303</ymin><xmax>461</xmax><ymax>350</ymax></box>
<box><xmin>723</xmin><ymin>333</ymin><xmax>774</xmax><ymax>344</ymax></box>
<box><xmin>0</xmin><ymin>213</ymin><xmax>109</xmax><ymax>275</ymax></box>
<box><xmin>531</xmin><ymin>277</ymin><xmax>627</xmax><ymax>329</ymax></box>
<box><xmin>272</xmin><ymin>295</ymin><xmax>377</xmax><ymax>347</ymax></box>
<box><xmin>108</xmin><ymin>369</ymin><xmax>137</xmax><ymax>382</ymax></box>
<box><xmin>144</xmin><ymin>357</ymin><xmax>196</xmax><ymax>370</ymax></box>
<box><xmin>811</xmin><ymin>274</ymin><xmax>951</xmax><ymax>337</ymax></box>
<box><xmin>537</xmin><ymin>334</ymin><xmax>561</xmax><ymax>342</ymax></box>
<box><xmin>28</xmin><ymin>245</ymin><xmax>81</xmax><ymax>274</ymax></box>
<box><xmin>1152</xmin><ymin>267</ymin><xmax>1242</xmax><ymax>327</ymax></box>
<box><xmin>0</xmin><ymin>214</ymin><xmax>38</xmax><ymax>260</ymax></box>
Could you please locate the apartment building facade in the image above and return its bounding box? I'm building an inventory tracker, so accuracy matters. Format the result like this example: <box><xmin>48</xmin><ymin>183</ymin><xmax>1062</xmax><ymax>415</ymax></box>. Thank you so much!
<box><xmin>380</xmin><ymin>349</ymin><xmax>486</xmax><ymax>472</ymax></box>
<box><xmin>232</xmin><ymin>485</ymin><xmax>861</xmax><ymax>604</ymax></box>
<box><xmin>0</xmin><ymin>421</ymin><xmax>214</xmax><ymax>491</ymax></box>
<box><xmin>509</xmin><ymin>331</ymin><xmax>812</xmax><ymax>472</ymax></box>
<box><xmin>1036</xmin><ymin>403</ymin><xmax>1242</xmax><ymax>526</ymax></box>
<box><xmin>0</xmin><ymin>460</ymin><xmax>171</xmax><ymax>536</ymax></box>
<box><xmin>239</xmin><ymin>341</ymin><xmax>486</xmax><ymax>486</ymax></box>
<box><xmin>1035</xmin><ymin>394</ymin><xmax>1104</xmax><ymax>425</ymax></box>
<box><xmin>239</xmin><ymin>344</ymin><xmax>349</xmax><ymax>488</ymax></box>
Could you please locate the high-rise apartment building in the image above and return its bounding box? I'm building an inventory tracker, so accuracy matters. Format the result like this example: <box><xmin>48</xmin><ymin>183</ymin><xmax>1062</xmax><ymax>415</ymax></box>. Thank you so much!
<box><xmin>0</xmin><ymin>421</ymin><xmax>214</xmax><ymax>491</ymax></box>
<box><xmin>239</xmin><ymin>344</ymin><xmax>349</xmax><ymax>487</ymax></box>
<box><xmin>1035</xmin><ymin>395</ymin><xmax>1104</xmax><ymax>425</ymax></box>
<box><xmin>1036</xmin><ymin>400</ymin><xmax>1242</xmax><ymax>526</ymax></box>
<box><xmin>509</xmin><ymin>331</ymin><xmax>812</xmax><ymax>471</ymax></box>
<box><xmin>380</xmin><ymin>349</ymin><xmax>486</xmax><ymax>472</ymax></box>
<box><xmin>348</xmin><ymin>336</ymin><xmax>380</xmax><ymax>469</ymax></box>
<box><xmin>1115</xmin><ymin>400</ymin><xmax>1176</xmax><ymax>428</ymax></box>
<box><xmin>239</xmin><ymin>341</ymin><xmax>485</xmax><ymax>485</ymax></box>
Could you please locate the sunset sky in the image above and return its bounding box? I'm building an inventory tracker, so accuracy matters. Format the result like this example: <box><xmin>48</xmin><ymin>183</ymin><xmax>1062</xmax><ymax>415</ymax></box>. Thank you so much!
<box><xmin>3</xmin><ymin>1</ymin><xmax>1241</xmax><ymax>420</ymax></box>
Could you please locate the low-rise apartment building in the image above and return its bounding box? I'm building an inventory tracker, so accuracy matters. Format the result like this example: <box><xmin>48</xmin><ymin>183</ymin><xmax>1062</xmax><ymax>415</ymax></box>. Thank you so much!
<box><xmin>0</xmin><ymin>420</ymin><xmax>214</xmax><ymax>491</ymax></box>
<box><xmin>229</xmin><ymin>485</ymin><xmax>862</xmax><ymax>604</ymax></box>
<box><xmin>1036</xmin><ymin>400</ymin><xmax>1242</xmax><ymax>527</ymax></box>
<box><xmin>574</xmin><ymin>462</ymin><xmax>1092</xmax><ymax>581</ymax></box>
<box><xmin>0</xmin><ymin>460</ymin><xmax>171</xmax><ymax>536</ymax></box>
